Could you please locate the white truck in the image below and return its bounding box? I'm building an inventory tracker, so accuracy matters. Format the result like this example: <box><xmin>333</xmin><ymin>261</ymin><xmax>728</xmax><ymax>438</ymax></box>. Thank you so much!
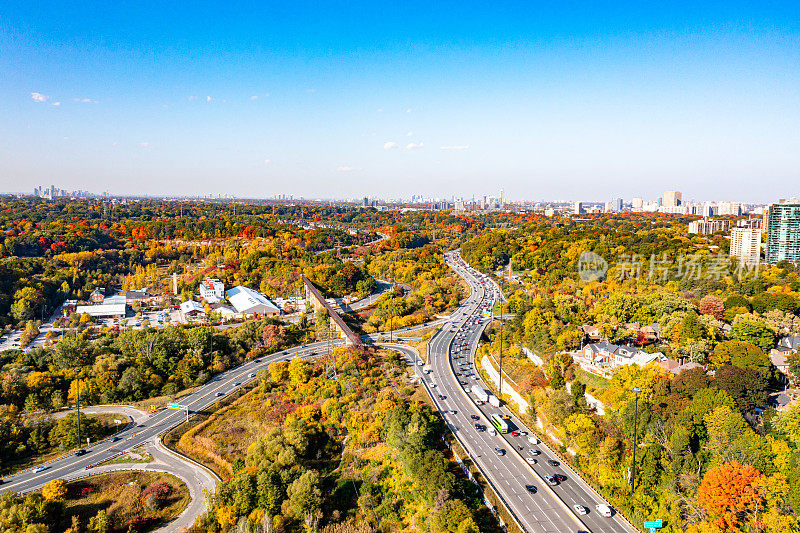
<box><xmin>471</xmin><ymin>385</ymin><xmax>489</xmax><ymax>403</ymax></box>
<box><xmin>488</xmin><ymin>394</ymin><xmax>501</xmax><ymax>407</ymax></box>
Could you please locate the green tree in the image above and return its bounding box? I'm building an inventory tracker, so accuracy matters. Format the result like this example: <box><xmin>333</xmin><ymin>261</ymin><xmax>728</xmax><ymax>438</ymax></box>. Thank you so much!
<box><xmin>285</xmin><ymin>470</ymin><xmax>322</xmax><ymax>526</ymax></box>
<box><xmin>731</xmin><ymin>319</ymin><xmax>775</xmax><ymax>353</ymax></box>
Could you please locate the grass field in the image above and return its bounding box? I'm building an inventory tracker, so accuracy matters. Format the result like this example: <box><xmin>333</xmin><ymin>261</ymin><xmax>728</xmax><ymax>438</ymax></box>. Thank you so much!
<box><xmin>97</xmin><ymin>446</ymin><xmax>154</xmax><ymax>466</ymax></box>
<box><xmin>59</xmin><ymin>471</ymin><xmax>189</xmax><ymax>532</ymax></box>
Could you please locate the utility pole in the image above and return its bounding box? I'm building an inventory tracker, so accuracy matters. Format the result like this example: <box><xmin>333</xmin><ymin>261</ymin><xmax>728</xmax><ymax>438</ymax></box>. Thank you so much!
<box><xmin>75</xmin><ymin>369</ymin><xmax>81</xmax><ymax>451</ymax></box>
<box><xmin>631</xmin><ymin>387</ymin><xmax>642</xmax><ymax>495</ymax></box>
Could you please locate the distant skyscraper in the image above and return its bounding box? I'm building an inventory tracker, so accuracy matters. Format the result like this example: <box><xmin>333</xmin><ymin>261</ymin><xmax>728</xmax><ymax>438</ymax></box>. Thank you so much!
<box><xmin>766</xmin><ymin>199</ymin><xmax>800</xmax><ymax>264</ymax></box>
<box><xmin>614</xmin><ymin>198</ymin><xmax>623</xmax><ymax>211</ymax></box>
<box><xmin>664</xmin><ymin>191</ymin><xmax>682</xmax><ymax>207</ymax></box>
<box><xmin>500</xmin><ymin>189</ymin><xmax>505</xmax><ymax>209</ymax></box>
<box><xmin>573</xmin><ymin>201</ymin><xmax>584</xmax><ymax>215</ymax></box>
<box><xmin>631</xmin><ymin>197</ymin><xmax>643</xmax><ymax>211</ymax></box>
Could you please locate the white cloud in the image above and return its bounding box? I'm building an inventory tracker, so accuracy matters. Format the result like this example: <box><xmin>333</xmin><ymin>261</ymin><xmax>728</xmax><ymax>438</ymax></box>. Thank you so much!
<box><xmin>31</xmin><ymin>92</ymin><xmax>49</xmax><ymax>102</ymax></box>
<box><xmin>439</xmin><ymin>145</ymin><xmax>470</xmax><ymax>151</ymax></box>
<box><xmin>138</xmin><ymin>141</ymin><xmax>150</xmax><ymax>148</ymax></box>
<box><xmin>406</xmin><ymin>131</ymin><xmax>413</xmax><ymax>137</ymax></box>
<box><xmin>383</xmin><ymin>141</ymin><xmax>399</xmax><ymax>150</ymax></box>
<box><xmin>51</xmin><ymin>102</ymin><xmax>61</xmax><ymax>106</ymax></box>
<box><xmin>336</xmin><ymin>166</ymin><xmax>355</xmax><ymax>172</ymax></box>
<box><xmin>406</xmin><ymin>142</ymin><xmax>424</xmax><ymax>150</ymax></box>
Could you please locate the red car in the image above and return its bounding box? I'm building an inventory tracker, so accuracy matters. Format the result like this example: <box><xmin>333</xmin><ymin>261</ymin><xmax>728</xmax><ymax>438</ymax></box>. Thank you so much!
<box><xmin>511</xmin><ymin>431</ymin><xmax>519</xmax><ymax>437</ymax></box>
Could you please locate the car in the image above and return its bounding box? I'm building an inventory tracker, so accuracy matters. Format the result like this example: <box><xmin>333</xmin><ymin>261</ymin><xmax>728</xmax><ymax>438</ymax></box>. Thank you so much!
<box><xmin>595</xmin><ymin>504</ymin><xmax>613</xmax><ymax>517</ymax></box>
<box><xmin>474</xmin><ymin>423</ymin><xmax>481</xmax><ymax>430</ymax></box>
<box><xmin>450</xmin><ymin>410</ymin><xmax>457</xmax><ymax>415</ymax></box>
<box><xmin>75</xmin><ymin>448</ymin><xmax>86</xmax><ymax>456</ymax></box>
<box><xmin>417</xmin><ymin>361</ymin><xmax>424</xmax><ymax>366</ymax></box>
<box><xmin>511</xmin><ymin>431</ymin><xmax>519</xmax><ymax>437</ymax></box>
<box><xmin>527</xmin><ymin>436</ymin><xmax>540</xmax><ymax>444</ymax></box>
<box><xmin>248</xmin><ymin>372</ymin><xmax>256</xmax><ymax>378</ymax></box>
<box><xmin>525</xmin><ymin>484</ymin><xmax>537</xmax><ymax>494</ymax></box>
<box><xmin>32</xmin><ymin>466</ymin><xmax>48</xmax><ymax>473</ymax></box>
<box><xmin>544</xmin><ymin>474</ymin><xmax>559</xmax><ymax>486</ymax></box>
<box><xmin>233</xmin><ymin>382</ymin><xmax>241</xmax><ymax>386</ymax></box>
<box><xmin>112</xmin><ymin>436</ymin><xmax>121</xmax><ymax>442</ymax></box>
<box><xmin>438</xmin><ymin>394</ymin><xmax>446</xmax><ymax>400</ymax></box>
<box><xmin>528</xmin><ymin>449</ymin><xmax>540</xmax><ymax>455</ymax></box>
<box><xmin>471</xmin><ymin>415</ymin><xmax>480</xmax><ymax>420</ymax></box>
<box><xmin>215</xmin><ymin>391</ymin><xmax>225</xmax><ymax>397</ymax></box>
<box><xmin>547</xmin><ymin>459</ymin><xmax>560</xmax><ymax>467</ymax></box>
<box><xmin>494</xmin><ymin>446</ymin><xmax>505</xmax><ymax>456</ymax></box>
<box><xmin>488</xmin><ymin>428</ymin><xmax>497</xmax><ymax>436</ymax></box>
<box><xmin>573</xmin><ymin>505</ymin><xmax>587</xmax><ymax>515</ymax></box>
<box><xmin>525</xmin><ymin>457</ymin><xmax>537</xmax><ymax>465</ymax></box>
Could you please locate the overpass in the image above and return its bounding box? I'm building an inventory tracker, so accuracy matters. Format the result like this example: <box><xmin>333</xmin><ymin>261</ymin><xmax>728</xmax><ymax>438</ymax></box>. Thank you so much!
<box><xmin>302</xmin><ymin>275</ymin><xmax>363</xmax><ymax>346</ymax></box>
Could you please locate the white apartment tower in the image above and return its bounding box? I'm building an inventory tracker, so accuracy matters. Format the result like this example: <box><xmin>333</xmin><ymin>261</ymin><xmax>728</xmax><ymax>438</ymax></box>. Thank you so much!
<box><xmin>730</xmin><ymin>227</ymin><xmax>761</xmax><ymax>265</ymax></box>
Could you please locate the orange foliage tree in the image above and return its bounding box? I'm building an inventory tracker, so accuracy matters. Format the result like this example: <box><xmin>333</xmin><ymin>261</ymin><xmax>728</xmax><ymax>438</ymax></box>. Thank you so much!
<box><xmin>698</xmin><ymin>461</ymin><xmax>765</xmax><ymax>531</ymax></box>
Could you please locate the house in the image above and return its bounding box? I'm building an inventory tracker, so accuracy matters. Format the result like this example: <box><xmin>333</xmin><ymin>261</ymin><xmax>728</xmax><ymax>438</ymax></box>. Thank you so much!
<box><xmin>659</xmin><ymin>359</ymin><xmax>705</xmax><ymax>375</ymax></box>
<box><xmin>582</xmin><ymin>342</ymin><xmax>663</xmax><ymax>369</ymax></box>
<box><xmin>774</xmin><ymin>336</ymin><xmax>800</xmax><ymax>356</ymax></box>
<box><xmin>89</xmin><ymin>289</ymin><xmax>106</xmax><ymax>304</ymax></box>
<box><xmin>770</xmin><ymin>352</ymin><xmax>791</xmax><ymax>384</ymax></box>
<box><xmin>180</xmin><ymin>300</ymin><xmax>206</xmax><ymax>320</ymax></box>
<box><xmin>580</xmin><ymin>325</ymin><xmax>602</xmax><ymax>341</ymax></box>
<box><xmin>199</xmin><ymin>278</ymin><xmax>225</xmax><ymax>303</ymax></box>
<box><xmin>226</xmin><ymin>286</ymin><xmax>280</xmax><ymax>316</ymax></box>
<box><xmin>639</xmin><ymin>323</ymin><xmax>661</xmax><ymax>342</ymax></box>
<box><xmin>209</xmin><ymin>302</ymin><xmax>237</xmax><ymax>318</ymax></box>
<box><xmin>770</xmin><ymin>389</ymin><xmax>800</xmax><ymax>411</ymax></box>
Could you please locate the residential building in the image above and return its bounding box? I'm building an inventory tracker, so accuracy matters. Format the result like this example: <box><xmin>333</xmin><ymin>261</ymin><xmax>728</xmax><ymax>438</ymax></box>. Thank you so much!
<box><xmin>573</xmin><ymin>201</ymin><xmax>584</xmax><ymax>215</ymax></box>
<box><xmin>730</xmin><ymin>226</ymin><xmax>761</xmax><ymax>265</ymax></box>
<box><xmin>89</xmin><ymin>289</ymin><xmax>106</xmax><ymax>304</ymax></box>
<box><xmin>199</xmin><ymin>278</ymin><xmax>225</xmax><ymax>302</ymax></box>
<box><xmin>226</xmin><ymin>285</ymin><xmax>281</xmax><ymax>316</ymax></box>
<box><xmin>632</xmin><ymin>197</ymin><xmax>644</xmax><ymax>210</ymax></box>
<box><xmin>688</xmin><ymin>218</ymin><xmax>731</xmax><ymax>235</ymax></box>
<box><xmin>581</xmin><ymin>342</ymin><xmax>664</xmax><ymax>369</ymax></box>
<box><xmin>180</xmin><ymin>300</ymin><xmax>206</xmax><ymax>320</ymax></box>
<box><xmin>663</xmin><ymin>191</ymin><xmax>682</xmax><ymax>207</ymax></box>
<box><xmin>765</xmin><ymin>199</ymin><xmax>800</xmax><ymax>264</ymax></box>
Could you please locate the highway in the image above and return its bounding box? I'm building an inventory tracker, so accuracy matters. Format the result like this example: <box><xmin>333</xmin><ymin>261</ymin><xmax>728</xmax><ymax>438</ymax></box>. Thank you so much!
<box><xmin>0</xmin><ymin>339</ymin><xmax>345</xmax><ymax>495</ymax></box>
<box><xmin>418</xmin><ymin>250</ymin><xmax>638</xmax><ymax>533</ymax></box>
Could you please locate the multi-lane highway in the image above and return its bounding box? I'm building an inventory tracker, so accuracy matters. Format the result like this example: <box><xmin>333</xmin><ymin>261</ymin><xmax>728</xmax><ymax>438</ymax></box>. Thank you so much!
<box><xmin>418</xmin><ymin>250</ymin><xmax>638</xmax><ymax>533</ymax></box>
<box><xmin>0</xmin><ymin>339</ymin><xmax>345</xmax><ymax>495</ymax></box>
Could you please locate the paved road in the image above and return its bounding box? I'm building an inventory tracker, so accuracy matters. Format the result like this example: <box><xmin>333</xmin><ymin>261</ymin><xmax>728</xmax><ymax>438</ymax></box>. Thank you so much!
<box><xmin>0</xmin><ymin>339</ymin><xmax>344</xmax><ymax>496</ymax></box>
<box><xmin>418</xmin><ymin>250</ymin><xmax>639</xmax><ymax>533</ymax></box>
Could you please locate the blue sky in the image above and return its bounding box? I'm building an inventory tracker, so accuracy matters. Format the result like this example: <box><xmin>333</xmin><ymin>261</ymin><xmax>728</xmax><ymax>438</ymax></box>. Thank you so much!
<box><xmin>1</xmin><ymin>1</ymin><xmax>798</xmax><ymax>202</ymax></box>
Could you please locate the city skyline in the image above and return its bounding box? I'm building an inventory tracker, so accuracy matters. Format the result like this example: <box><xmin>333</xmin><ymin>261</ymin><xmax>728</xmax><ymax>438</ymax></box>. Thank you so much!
<box><xmin>2</xmin><ymin>2</ymin><xmax>799</xmax><ymax>201</ymax></box>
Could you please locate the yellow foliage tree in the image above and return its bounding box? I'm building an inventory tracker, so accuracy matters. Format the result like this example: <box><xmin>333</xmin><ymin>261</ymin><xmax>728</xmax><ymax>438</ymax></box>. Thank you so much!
<box><xmin>42</xmin><ymin>479</ymin><xmax>68</xmax><ymax>501</ymax></box>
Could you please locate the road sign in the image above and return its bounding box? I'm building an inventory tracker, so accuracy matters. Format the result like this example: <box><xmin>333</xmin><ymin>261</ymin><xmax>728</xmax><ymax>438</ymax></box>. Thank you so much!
<box><xmin>167</xmin><ymin>403</ymin><xmax>181</xmax><ymax>410</ymax></box>
<box><xmin>644</xmin><ymin>520</ymin><xmax>663</xmax><ymax>528</ymax></box>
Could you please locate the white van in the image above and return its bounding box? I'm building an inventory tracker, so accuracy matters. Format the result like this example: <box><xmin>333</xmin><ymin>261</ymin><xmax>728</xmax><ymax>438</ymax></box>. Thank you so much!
<box><xmin>595</xmin><ymin>504</ymin><xmax>613</xmax><ymax>517</ymax></box>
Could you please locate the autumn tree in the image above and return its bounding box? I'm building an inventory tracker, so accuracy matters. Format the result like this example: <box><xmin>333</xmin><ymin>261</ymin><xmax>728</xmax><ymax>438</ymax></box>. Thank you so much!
<box><xmin>699</xmin><ymin>294</ymin><xmax>725</xmax><ymax>319</ymax></box>
<box><xmin>698</xmin><ymin>461</ymin><xmax>765</xmax><ymax>531</ymax></box>
<box><xmin>42</xmin><ymin>479</ymin><xmax>68</xmax><ymax>501</ymax></box>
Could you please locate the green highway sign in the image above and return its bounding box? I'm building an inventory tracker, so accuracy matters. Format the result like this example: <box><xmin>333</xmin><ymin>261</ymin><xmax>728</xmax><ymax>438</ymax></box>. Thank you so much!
<box><xmin>167</xmin><ymin>403</ymin><xmax>181</xmax><ymax>409</ymax></box>
<box><xmin>644</xmin><ymin>520</ymin><xmax>663</xmax><ymax>528</ymax></box>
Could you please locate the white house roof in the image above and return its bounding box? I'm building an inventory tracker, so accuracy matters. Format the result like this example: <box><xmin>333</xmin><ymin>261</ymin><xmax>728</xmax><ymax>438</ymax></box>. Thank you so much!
<box><xmin>103</xmin><ymin>294</ymin><xmax>127</xmax><ymax>305</ymax></box>
<box><xmin>180</xmin><ymin>300</ymin><xmax>205</xmax><ymax>314</ymax></box>
<box><xmin>76</xmin><ymin>304</ymin><xmax>126</xmax><ymax>317</ymax></box>
<box><xmin>226</xmin><ymin>286</ymin><xmax>280</xmax><ymax>314</ymax></box>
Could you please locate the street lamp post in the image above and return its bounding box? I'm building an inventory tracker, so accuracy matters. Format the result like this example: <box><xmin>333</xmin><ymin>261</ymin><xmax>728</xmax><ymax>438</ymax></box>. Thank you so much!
<box><xmin>75</xmin><ymin>368</ymin><xmax>81</xmax><ymax>451</ymax></box>
<box><xmin>631</xmin><ymin>386</ymin><xmax>642</xmax><ymax>495</ymax></box>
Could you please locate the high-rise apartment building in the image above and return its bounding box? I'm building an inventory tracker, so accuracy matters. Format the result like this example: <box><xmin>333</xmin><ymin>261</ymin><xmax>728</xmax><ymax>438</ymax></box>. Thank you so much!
<box><xmin>765</xmin><ymin>199</ymin><xmax>800</xmax><ymax>264</ymax></box>
<box><xmin>730</xmin><ymin>227</ymin><xmax>761</xmax><ymax>265</ymax></box>
<box><xmin>573</xmin><ymin>201</ymin><xmax>584</xmax><ymax>215</ymax></box>
<box><xmin>663</xmin><ymin>191</ymin><xmax>682</xmax><ymax>207</ymax></box>
<box><xmin>688</xmin><ymin>218</ymin><xmax>730</xmax><ymax>235</ymax></box>
<box><xmin>631</xmin><ymin>197</ymin><xmax>643</xmax><ymax>210</ymax></box>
